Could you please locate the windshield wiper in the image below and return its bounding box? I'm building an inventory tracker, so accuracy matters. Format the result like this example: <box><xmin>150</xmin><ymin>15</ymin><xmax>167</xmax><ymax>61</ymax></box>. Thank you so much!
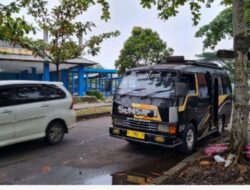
<box><xmin>119</xmin><ymin>88</ymin><xmax>146</xmax><ymax>97</ymax></box>
<box><xmin>141</xmin><ymin>89</ymin><xmax>172</xmax><ymax>99</ymax></box>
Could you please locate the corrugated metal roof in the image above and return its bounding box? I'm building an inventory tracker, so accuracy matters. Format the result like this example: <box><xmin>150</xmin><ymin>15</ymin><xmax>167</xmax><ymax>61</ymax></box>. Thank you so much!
<box><xmin>0</xmin><ymin>41</ymin><xmax>97</xmax><ymax>73</ymax></box>
<box><xmin>0</xmin><ymin>53</ymin><xmax>96</xmax><ymax>65</ymax></box>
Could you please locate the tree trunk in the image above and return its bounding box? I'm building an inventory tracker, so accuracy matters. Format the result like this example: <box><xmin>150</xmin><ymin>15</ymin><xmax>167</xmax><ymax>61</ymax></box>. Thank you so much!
<box><xmin>56</xmin><ymin>63</ymin><xmax>60</xmax><ymax>81</ymax></box>
<box><xmin>230</xmin><ymin>0</ymin><xmax>249</xmax><ymax>159</ymax></box>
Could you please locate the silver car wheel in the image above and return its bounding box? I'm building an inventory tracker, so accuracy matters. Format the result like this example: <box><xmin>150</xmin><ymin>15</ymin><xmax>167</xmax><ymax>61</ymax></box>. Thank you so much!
<box><xmin>47</xmin><ymin>124</ymin><xmax>64</xmax><ymax>143</ymax></box>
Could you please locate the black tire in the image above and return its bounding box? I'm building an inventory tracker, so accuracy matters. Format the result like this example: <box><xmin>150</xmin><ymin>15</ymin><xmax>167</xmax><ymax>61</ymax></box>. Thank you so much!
<box><xmin>214</xmin><ymin>116</ymin><xmax>224</xmax><ymax>136</ymax></box>
<box><xmin>46</xmin><ymin>121</ymin><xmax>65</xmax><ymax>145</ymax></box>
<box><xmin>178</xmin><ymin>123</ymin><xmax>196</xmax><ymax>154</ymax></box>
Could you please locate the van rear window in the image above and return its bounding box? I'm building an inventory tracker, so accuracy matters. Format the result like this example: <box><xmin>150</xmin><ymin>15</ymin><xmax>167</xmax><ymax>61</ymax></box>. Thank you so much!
<box><xmin>41</xmin><ymin>85</ymin><xmax>66</xmax><ymax>100</ymax></box>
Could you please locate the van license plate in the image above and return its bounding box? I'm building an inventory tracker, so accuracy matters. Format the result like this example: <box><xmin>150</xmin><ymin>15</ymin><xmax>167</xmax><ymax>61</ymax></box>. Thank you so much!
<box><xmin>127</xmin><ymin>130</ymin><xmax>145</xmax><ymax>139</ymax></box>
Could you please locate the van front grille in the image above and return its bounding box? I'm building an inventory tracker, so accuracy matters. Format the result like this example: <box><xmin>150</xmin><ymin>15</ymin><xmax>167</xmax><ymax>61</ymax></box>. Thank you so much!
<box><xmin>120</xmin><ymin>118</ymin><xmax>158</xmax><ymax>131</ymax></box>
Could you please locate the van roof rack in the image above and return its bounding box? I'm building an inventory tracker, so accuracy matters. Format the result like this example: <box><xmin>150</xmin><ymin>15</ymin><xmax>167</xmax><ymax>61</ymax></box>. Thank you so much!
<box><xmin>164</xmin><ymin>56</ymin><xmax>222</xmax><ymax>69</ymax></box>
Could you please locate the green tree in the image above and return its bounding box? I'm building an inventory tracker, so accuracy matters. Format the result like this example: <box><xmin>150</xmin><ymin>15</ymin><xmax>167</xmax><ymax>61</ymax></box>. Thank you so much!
<box><xmin>1</xmin><ymin>0</ymin><xmax>120</xmax><ymax>81</ymax></box>
<box><xmin>115</xmin><ymin>26</ymin><xmax>173</xmax><ymax>74</ymax></box>
<box><xmin>140</xmin><ymin>0</ymin><xmax>250</xmax><ymax>162</ymax></box>
<box><xmin>22</xmin><ymin>0</ymin><xmax>119</xmax><ymax>80</ymax></box>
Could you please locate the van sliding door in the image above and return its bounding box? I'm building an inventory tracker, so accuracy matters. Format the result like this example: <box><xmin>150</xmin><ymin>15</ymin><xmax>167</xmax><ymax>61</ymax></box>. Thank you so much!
<box><xmin>197</xmin><ymin>73</ymin><xmax>210</xmax><ymax>136</ymax></box>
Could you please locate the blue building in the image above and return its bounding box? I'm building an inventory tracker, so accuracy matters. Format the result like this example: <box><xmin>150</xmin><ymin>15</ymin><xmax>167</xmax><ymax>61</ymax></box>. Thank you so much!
<box><xmin>0</xmin><ymin>41</ymin><xmax>119</xmax><ymax>96</ymax></box>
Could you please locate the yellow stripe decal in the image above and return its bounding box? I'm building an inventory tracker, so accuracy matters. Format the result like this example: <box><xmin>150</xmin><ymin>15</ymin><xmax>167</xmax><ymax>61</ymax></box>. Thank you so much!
<box><xmin>198</xmin><ymin>113</ymin><xmax>210</xmax><ymax>130</ymax></box>
<box><xmin>218</xmin><ymin>95</ymin><xmax>228</xmax><ymax>106</ymax></box>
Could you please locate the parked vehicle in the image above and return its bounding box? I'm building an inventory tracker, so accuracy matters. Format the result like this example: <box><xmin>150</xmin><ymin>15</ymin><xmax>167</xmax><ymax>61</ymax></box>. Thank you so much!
<box><xmin>109</xmin><ymin>56</ymin><xmax>232</xmax><ymax>153</ymax></box>
<box><xmin>0</xmin><ymin>80</ymin><xmax>76</xmax><ymax>147</ymax></box>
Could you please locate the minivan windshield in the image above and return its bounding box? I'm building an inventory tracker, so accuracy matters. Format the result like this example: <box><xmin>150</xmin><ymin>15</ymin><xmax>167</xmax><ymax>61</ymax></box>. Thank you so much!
<box><xmin>118</xmin><ymin>71</ymin><xmax>177</xmax><ymax>94</ymax></box>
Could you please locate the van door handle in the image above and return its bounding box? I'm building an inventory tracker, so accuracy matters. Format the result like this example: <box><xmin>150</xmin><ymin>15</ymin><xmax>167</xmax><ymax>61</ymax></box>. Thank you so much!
<box><xmin>1</xmin><ymin>110</ymin><xmax>12</xmax><ymax>114</ymax></box>
<box><xmin>41</xmin><ymin>104</ymin><xmax>49</xmax><ymax>108</ymax></box>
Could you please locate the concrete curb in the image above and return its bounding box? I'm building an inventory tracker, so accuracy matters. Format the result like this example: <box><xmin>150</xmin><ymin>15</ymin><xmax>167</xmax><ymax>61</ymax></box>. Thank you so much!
<box><xmin>76</xmin><ymin>112</ymin><xmax>110</xmax><ymax>121</ymax></box>
<box><xmin>74</xmin><ymin>106</ymin><xmax>110</xmax><ymax>110</ymax></box>
<box><xmin>151</xmin><ymin>150</ymin><xmax>203</xmax><ymax>185</ymax></box>
<box><xmin>74</xmin><ymin>103</ymin><xmax>112</xmax><ymax>111</ymax></box>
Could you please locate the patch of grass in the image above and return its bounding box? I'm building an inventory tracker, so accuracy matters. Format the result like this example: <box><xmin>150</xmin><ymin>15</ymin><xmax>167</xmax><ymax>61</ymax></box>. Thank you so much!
<box><xmin>73</xmin><ymin>96</ymin><xmax>98</xmax><ymax>104</ymax></box>
<box><xmin>86</xmin><ymin>91</ymin><xmax>105</xmax><ymax>100</ymax></box>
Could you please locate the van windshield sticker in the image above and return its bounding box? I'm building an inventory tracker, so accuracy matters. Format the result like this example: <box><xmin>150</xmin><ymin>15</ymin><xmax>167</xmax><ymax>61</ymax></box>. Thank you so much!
<box><xmin>118</xmin><ymin>103</ymin><xmax>162</xmax><ymax>122</ymax></box>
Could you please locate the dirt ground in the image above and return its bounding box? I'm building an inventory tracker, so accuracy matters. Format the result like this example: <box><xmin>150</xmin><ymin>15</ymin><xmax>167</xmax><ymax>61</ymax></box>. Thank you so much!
<box><xmin>164</xmin><ymin>156</ymin><xmax>250</xmax><ymax>185</ymax></box>
<box><xmin>163</xmin><ymin>120</ymin><xmax>250</xmax><ymax>185</ymax></box>
<box><xmin>164</xmin><ymin>114</ymin><xmax>250</xmax><ymax>185</ymax></box>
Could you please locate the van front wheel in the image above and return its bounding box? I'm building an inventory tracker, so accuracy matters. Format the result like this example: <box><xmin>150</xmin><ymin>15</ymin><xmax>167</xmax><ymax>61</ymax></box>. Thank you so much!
<box><xmin>178</xmin><ymin>123</ymin><xmax>196</xmax><ymax>154</ymax></box>
<box><xmin>46</xmin><ymin>121</ymin><xmax>65</xmax><ymax>145</ymax></box>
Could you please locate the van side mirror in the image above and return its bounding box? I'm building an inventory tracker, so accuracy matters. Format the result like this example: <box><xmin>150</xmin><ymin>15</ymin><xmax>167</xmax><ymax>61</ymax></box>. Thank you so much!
<box><xmin>175</xmin><ymin>82</ymin><xmax>188</xmax><ymax>97</ymax></box>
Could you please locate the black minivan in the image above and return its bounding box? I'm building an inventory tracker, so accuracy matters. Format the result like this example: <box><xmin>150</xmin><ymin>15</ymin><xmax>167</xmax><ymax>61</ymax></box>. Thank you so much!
<box><xmin>109</xmin><ymin>56</ymin><xmax>232</xmax><ymax>153</ymax></box>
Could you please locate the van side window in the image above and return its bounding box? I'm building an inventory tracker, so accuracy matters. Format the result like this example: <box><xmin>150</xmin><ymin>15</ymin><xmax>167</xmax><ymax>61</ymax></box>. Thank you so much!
<box><xmin>223</xmin><ymin>76</ymin><xmax>232</xmax><ymax>95</ymax></box>
<box><xmin>218</xmin><ymin>77</ymin><xmax>224</xmax><ymax>95</ymax></box>
<box><xmin>14</xmin><ymin>85</ymin><xmax>47</xmax><ymax>104</ymax></box>
<box><xmin>42</xmin><ymin>85</ymin><xmax>66</xmax><ymax>100</ymax></box>
<box><xmin>197</xmin><ymin>74</ymin><xmax>208</xmax><ymax>97</ymax></box>
<box><xmin>180</xmin><ymin>73</ymin><xmax>196</xmax><ymax>94</ymax></box>
<box><xmin>0</xmin><ymin>87</ymin><xmax>14</xmax><ymax>107</ymax></box>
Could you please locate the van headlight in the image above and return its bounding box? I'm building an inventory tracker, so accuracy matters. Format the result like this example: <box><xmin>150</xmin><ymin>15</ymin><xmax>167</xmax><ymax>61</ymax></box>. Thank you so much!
<box><xmin>113</xmin><ymin>118</ymin><xmax>123</xmax><ymax>126</ymax></box>
<box><xmin>158</xmin><ymin>124</ymin><xmax>169</xmax><ymax>133</ymax></box>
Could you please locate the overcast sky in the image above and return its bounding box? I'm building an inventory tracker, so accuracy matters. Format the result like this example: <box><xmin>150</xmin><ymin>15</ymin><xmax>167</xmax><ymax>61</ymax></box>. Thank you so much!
<box><xmin>3</xmin><ymin>0</ymin><xmax>233</xmax><ymax>69</ymax></box>
<box><xmin>83</xmin><ymin>0</ymin><xmax>233</xmax><ymax>69</ymax></box>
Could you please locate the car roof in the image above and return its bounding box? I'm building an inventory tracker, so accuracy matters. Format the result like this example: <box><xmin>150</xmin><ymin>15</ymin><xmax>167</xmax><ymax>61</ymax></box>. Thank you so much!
<box><xmin>0</xmin><ymin>80</ymin><xmax>63</xmax><ymax>86</ymax></box>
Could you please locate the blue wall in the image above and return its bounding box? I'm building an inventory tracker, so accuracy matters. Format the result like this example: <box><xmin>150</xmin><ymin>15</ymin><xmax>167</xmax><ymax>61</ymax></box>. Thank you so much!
<box><xmin>0</xmin><ymin>73</ymin><xmax>20</xmax><ymax>80</ymax></box>
<box><xmin>0</xmin><ymin>72</ymin><xmax>43</xmax><ymax>80</ymax></box>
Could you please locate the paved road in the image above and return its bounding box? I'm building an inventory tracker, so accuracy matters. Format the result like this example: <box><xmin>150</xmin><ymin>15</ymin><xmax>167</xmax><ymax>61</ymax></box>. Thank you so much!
<box><xmin>0</xmin><ymin>116</ymin><xmax>221</xmax><ymax>185</ymax></box>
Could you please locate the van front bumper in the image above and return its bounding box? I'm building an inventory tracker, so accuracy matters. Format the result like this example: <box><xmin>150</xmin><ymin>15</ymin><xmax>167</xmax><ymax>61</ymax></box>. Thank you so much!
<box><xmin>109</xmin><ymin>127</ymin><xmax>183</xmax><ymax>148</ymax></box>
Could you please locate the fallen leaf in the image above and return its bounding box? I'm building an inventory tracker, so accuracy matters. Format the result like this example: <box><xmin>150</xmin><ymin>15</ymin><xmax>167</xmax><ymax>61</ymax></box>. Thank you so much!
<box><xmin>40</xmin><ymin>166</ymin><xmax>50</xmax><ymax>173</ymax></box>
<box><xmin>199</xmin><ymin>161</ymin><xmax>211</xmax><ymax>166</ymax></box>
<box><xmin>238</xmin><ymin>164</ymin><xmax>247</xmax><ymax>175</ymax></box>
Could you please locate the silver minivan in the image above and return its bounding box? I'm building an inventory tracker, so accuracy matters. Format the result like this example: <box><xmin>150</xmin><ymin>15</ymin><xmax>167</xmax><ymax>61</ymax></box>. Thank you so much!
<box><xmin>0</xmin><ymin>80</ymin><xmax>76</xmax><ymax>147</ymax></box>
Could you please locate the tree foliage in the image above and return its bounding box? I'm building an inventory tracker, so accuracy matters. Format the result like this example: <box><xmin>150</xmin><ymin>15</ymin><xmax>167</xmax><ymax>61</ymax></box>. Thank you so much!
<box><xmin>115</xmin><ymin>26</ymin><xmax>173</xmax><ymax>74</ymax></box>
<box><xmin>0</xmin><ymin>1</ymin><xmax>35</xmax><ymax>43</ymax></box>
<box><xmin>195</xmin><ymin>7</ymin><xmax>250</xmax><ymax>49</ymax></box>
<box><xmin>195</xmin><ymin>8</ymin><xmax>233</xmax><ymax>49</ymax></box>
<box><xmin>140</xmin><ymin>0</ymin><xmax>232</xmax><ymax>26</ymax></box>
